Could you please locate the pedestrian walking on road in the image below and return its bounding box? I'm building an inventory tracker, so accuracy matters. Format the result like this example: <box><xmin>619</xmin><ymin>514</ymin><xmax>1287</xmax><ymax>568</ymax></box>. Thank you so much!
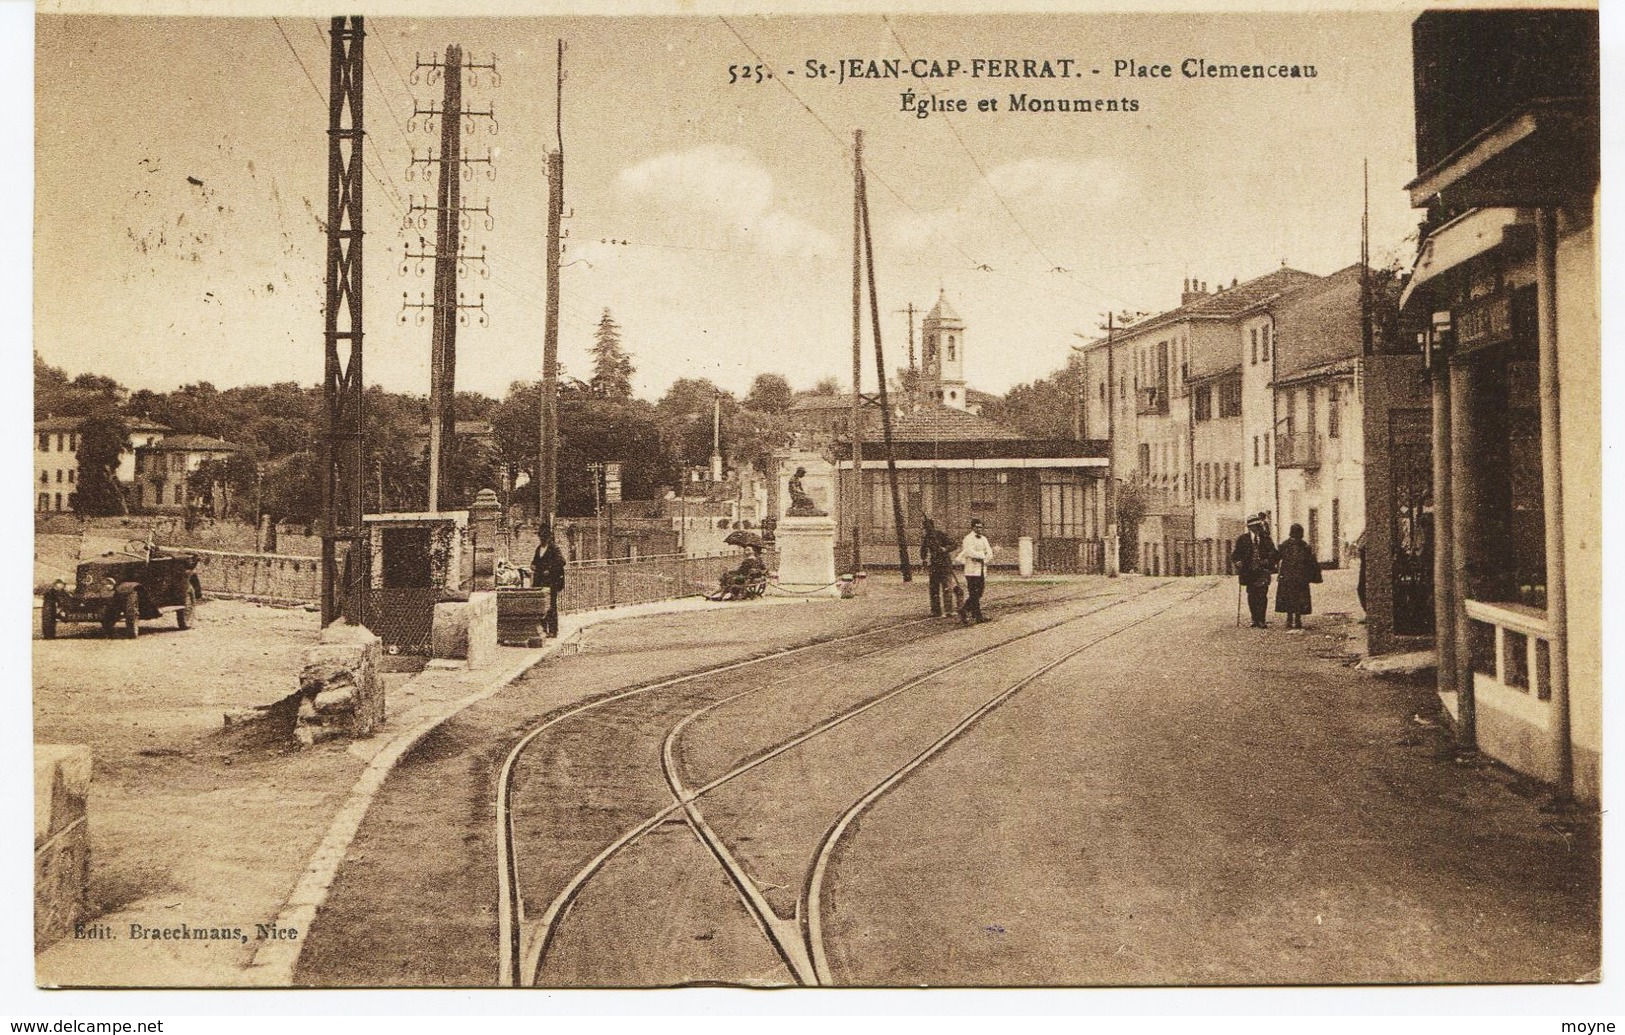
<box><xmin>956</xmin><ymin>518</ymin><xmax>994</xmax><ymax>624</ymax></box>
<box><xmin>1231</xmin><ymin>512</ymin><xmax>1279</xmax><ymax>629</ymax></box>
<box><xmin>531</xmin><ymin>524</ymin><xmax>566</xmax><ymax>638</ymax></box>
<box><xmin>1274</xmin><ymin>522</ymin><xmax>1322</xmax><ymax>631</ymax></box>
<box><xmin>920</xmin><ymin>516</ymin><xmax>956</xmax><ymax>617</ymax></box>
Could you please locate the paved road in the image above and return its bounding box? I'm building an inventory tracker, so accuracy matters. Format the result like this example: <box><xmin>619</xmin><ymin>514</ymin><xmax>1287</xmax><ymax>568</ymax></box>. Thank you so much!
<box><xmin>294</xmin><ymin>575</ymin><xmax>1599</xmax><ymax>988</ymax></box>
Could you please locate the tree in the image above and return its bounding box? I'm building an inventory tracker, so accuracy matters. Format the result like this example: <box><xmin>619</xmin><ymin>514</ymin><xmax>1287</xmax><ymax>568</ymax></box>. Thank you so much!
<box><xmin>588</xmin><ymin>309</ymin><xmax>634</xmax><ymax>400</ymax></box>
<box><xmin>36</xmin><ymin>354</ymin><xmax>127</xmax><ymax>418</ymax></box>
<box><xmin>744</xmin><ymin>373</ymin><xmax>793</xmax><ymax>414</ymax></box>
<box><xmin>657</xmin><ymin>378</ymin><xmax>737</xmax><ymax>469</ymax></box>
<box><xmin>556</xmin><ymin>399</ymin><xmax>674</xmax><ymax>516</ymax></box>
<box><xmin>809</xmin><ymin>376</ymin><xmax>842</xmax><ymax>396</ymax></box>
<box><xmin>72</xmin><ymin>414</ymin><xmax>130</xmax><ymax>516</ymax></box>
<box><xmin>981</xmin><ymin>373</ymin><xmax>1076</xmax><ymax>440</ymax></box>
<box><xmin>260</xmin><ymin>450</ymin><xmax>323</xmax><ymax>528</ymax></box>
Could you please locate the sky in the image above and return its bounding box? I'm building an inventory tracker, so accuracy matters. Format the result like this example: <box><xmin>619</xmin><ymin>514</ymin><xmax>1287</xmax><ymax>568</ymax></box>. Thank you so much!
<box><xmin>35</xmin><ymin>8</ymin><xmax>1421</xmax><ymax>404</ymax></box>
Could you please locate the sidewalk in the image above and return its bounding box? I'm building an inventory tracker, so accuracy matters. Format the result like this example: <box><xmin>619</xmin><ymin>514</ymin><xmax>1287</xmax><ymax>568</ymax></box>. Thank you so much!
<box><xmin>35</xmin><ymin>590</ymin><xmax>841</xmax><ymax>988</ymax></box>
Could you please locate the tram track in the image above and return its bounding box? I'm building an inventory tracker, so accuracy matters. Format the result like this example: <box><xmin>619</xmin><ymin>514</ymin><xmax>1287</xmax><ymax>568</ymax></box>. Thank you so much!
<box><xmin>494</xmin><ymin>579</ymin><xmax>1083</xmax><ymax>985</ymax></box>
<box><xmin>499</xmin><ymin>578</ymin><xmax>1199</xmax><ymax>986</ymax></box>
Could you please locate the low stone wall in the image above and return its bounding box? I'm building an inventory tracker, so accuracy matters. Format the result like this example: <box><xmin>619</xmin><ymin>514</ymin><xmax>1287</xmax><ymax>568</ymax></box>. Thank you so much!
<box><xmin>35</xmin><ymin>745</ymin><xmax>92</xmax><ymax>952</ymax></box>
<box><xmin>183</xmin><ymin>548</ymin><xmax>322</xmax><ymax>604</ymax></box>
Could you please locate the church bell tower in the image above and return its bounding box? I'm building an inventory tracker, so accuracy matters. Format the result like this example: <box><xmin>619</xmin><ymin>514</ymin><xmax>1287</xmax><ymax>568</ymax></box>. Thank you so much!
<box><xmin>921</xmin><ymin>290</ymin><xmax>968</xmax><ymax>410</ymax></box>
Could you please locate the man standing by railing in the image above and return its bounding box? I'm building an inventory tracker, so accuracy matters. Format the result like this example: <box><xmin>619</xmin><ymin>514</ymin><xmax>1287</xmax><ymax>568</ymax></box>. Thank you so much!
<box><xmin>531</xmin><ymin>524</ymin><xmax>566</xmax><ymax>638</ymax></box>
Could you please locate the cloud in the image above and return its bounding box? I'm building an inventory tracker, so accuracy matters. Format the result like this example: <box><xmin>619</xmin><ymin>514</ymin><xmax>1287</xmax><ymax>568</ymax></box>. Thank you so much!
<box><xmin>882</xmin><ymin>158</ymin><xmax>1134</xmax><ymax>260</ymax></box>
<box><xmin>617</xmin><ymin>145</ymin><xmax>836</xmax><ymax>259</ymax></box>
<box><xmin>985</xmin><ymin>157</ymin><xmax>1130</xmax><ymax>206</ymax></box>
<box><xmin>619</xmin><ymin>145</ymin><xmax>774</xmax><ymax>217</ymax></box>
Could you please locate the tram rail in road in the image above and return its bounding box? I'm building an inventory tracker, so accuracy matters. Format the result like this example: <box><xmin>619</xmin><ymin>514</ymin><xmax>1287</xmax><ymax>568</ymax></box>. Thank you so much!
<box><xmin>497</xmin><ymin>578</ymin><xmax>1211</xmax><ymax>987</ymax></box>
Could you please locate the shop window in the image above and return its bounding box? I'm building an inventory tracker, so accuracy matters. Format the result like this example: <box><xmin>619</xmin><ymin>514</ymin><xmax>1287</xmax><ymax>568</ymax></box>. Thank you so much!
<box><xmin>1465</xmin><ymin>343</ymin><xmax>1546</xmax><ymax>609</ymax></box>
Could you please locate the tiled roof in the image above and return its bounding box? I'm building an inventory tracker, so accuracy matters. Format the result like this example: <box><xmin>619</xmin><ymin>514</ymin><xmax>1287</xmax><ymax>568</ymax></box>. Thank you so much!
<box><xmin>861</xmin><ymin>404</ymin><xmax>1026</xmax><ymax>443</ymax></box>
<box><xmin>142</xmin><ymin>433</ymin><xmax>239</xmax><ymax>452</ymax></box>
<box><xmin>1184</xmin><ymin>268</ymin><xmax>1321</xmax><ymax>317</ymax></box>
<box><xmin>1078</xmin><ymin>267</ymin><xmax>1322</xmax><ymax>347</ymax></box>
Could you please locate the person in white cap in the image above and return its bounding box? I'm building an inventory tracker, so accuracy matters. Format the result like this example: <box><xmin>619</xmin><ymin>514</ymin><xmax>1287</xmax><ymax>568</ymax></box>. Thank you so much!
<box><xmin>1230</xmin><ymin>512</ymin><xmax>1279</xmax><ymax>628</ymax></box>
<box><xmin>956</xmin><ymin>517</ymin><xmax>995</xmax><ymax>624</ymax></box>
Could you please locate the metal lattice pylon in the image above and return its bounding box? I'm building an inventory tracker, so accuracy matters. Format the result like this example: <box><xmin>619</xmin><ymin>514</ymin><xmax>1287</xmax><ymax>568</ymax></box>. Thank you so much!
<box><xmin>322</xmin><ymin>15</ymin><xmax>366</xmax><ymax>626</ymax></box>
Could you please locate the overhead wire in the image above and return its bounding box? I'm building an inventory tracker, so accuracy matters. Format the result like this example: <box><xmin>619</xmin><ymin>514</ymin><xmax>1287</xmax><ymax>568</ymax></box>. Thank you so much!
<box><xmin>716</xmin><ymin>16</ymin><xmax>982</xmax><ymax>271</ymax></box>
<box><xmin>879</xmin><ymin>15</ymin><xmax>1137</xmax><ymax>310</ymax></box>
<box><xmin>273</xmin><ymin>18</ymin><xmax>407</xmax><ymax>223</ymax></box>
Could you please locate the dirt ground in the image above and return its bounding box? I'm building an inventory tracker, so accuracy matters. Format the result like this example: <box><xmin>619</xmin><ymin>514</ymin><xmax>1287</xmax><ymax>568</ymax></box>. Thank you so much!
<box><xmin>33</xmin><ymin>596</ymin><xmax>363</xmax><ymax>986</ymax></box>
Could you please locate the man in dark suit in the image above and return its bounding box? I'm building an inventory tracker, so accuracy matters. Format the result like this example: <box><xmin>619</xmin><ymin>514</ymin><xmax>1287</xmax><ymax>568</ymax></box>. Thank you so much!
<box><xmin>530</xmin><ymin>524</ymin><xmax>566</xmax><ymax>638</ymax></box>
<box><xmin>919</xmin><ymin>516</ymin><xmax>956</xmax><ymax>617</ymax></box>
<box><xmin>1231</xmin><ymin>512</ymin><xmax>1279</xmax><ymax>628</ymax></box>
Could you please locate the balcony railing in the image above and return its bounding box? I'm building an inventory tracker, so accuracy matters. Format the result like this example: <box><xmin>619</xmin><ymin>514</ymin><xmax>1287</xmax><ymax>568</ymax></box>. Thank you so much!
<box><xmin>1275</xmin><ymin>433</ymin><xmax>1321</xmax><ymax>470</ymax></box>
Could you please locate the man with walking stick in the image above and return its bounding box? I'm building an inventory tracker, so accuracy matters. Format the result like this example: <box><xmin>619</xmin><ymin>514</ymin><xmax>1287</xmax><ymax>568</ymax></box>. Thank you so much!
<box><xmin>1230</xmin><ymin>512</ymin><xmax>1278</xmax><ymax>629</ymax></box>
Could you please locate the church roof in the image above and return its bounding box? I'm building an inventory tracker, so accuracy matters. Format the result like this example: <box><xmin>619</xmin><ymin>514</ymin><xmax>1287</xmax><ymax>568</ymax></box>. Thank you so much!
<box><xmin>860</xmin><ymin>403</ymin><xmax>1025</xmax><ymax>444</ymax></box>
<box><xmin>924</xmin><ymin>290</ymin><xmax>961</xmax><ymax>325</ymax></box>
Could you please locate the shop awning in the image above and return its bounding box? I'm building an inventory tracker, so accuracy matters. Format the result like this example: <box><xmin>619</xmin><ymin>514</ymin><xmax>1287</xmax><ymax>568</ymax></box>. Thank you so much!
<box><xmin>1399</xmin><ymin>207</ymin><xmax>1526</xmax><ymax>312</ymax></box>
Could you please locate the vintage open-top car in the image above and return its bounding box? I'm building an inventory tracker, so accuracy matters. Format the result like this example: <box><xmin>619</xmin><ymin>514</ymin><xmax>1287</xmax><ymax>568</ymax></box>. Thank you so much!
<box><xmin>42</xmin><ymin>545</ymin><xmax>202</xmax><ymax>639</ymax></box>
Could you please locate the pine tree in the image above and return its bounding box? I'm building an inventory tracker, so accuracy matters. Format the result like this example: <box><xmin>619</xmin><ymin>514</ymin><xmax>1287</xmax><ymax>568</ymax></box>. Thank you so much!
<box><xmin>589</xmin><ymin>309</ymin><xmax>634</xmax><ymax>400</ymax></box>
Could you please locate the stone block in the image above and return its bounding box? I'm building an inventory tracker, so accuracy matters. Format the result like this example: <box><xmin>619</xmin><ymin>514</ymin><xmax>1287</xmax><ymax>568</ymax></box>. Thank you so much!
<box><xmin>300</xmin><ymin>623</ymin><xmax>384</xmax><ymax>737</ymax></box>
<box><xmin>295</xmin><ymin>725</ymin><xmax>343</xmax><ymax>749</ymax></box>
<box><xmin>465</xmin><ymin>591</ymin><xmax>498</xmax><ymax>670</ymax></box>
<box><xmin>35</xmin><ymin>744</ymin><xmax>91</xmax><ymax>952</ymax></box>
<box><xmin>431</xmin><ymin>592</ymin><xmax>499</xmax><ymax>669</ymax></box>
<box><xmin>775</xmin><ymin>514</ymin><xmax>840</xmax><ymax>596</ymax></box>
<box><xmin>313</xmin><ymin>687</ymin><xmax>356</xmax><ymax>715</ymax></box>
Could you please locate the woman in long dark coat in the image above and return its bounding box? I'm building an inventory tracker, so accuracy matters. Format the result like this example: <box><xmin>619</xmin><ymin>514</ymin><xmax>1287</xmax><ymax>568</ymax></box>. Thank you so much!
<box><xmin>1274</xmin><ymin>523</ymin><xmax>1322</xmax><ymax>631</ymax></box>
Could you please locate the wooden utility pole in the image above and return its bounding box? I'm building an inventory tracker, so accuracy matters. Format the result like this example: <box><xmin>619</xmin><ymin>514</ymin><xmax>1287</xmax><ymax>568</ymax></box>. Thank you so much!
<box><xmin>321</xmin><ymin>15</ymin><xmax>366</xmax><ymax>626</ymax></box>
<box><xmin>849</xmin><ymin>130</ymin><xmax>865</xmax><ymax>573</ymax></box>
<box><xmin>858</xmin><ymin>156</ymin><xmax>912</xmax><ymax>580</ymax></box>
<box><xmin>539</xmin><ymin>40</ymin><xmax>564</xmax><ymax>528</ymax></box>
<box><xmin>427</xmin><ymin>44</ymin><xmax>462</xmax><ymax>512</ymax></box>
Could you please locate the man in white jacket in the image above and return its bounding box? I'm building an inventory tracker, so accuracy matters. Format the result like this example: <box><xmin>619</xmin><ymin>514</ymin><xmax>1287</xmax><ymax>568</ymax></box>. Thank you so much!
<box><xmin>956</xmin><ymin>518</ymin><xmax>994</xmax><ymax>624</ymax></box>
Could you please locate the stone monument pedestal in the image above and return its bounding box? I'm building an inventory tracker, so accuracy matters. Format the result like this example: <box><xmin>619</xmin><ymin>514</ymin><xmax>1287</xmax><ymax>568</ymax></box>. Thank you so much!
<box><xmin>775</xmin><ymin>514</ymin><xmax>839</xmax><ymax>597</ymax></box>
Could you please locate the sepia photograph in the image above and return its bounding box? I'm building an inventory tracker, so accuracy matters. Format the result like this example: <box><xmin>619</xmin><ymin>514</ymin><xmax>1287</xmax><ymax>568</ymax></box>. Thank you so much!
<box><xmin>27</xmin><ymin>0</ymin><xmax>1603</xmax><ymax>1000</ymax></box>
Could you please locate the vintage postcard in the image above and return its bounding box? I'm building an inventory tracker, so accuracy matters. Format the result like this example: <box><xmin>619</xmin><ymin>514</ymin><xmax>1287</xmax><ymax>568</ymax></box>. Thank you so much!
<box><xmin>29</xmin><ymin>0</ymin><xmax>1601</xmax><ymax>997</ymax></box>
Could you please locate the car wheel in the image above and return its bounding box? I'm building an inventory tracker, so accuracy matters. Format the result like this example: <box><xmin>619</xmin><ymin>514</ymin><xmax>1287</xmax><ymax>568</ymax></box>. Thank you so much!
<box><xmin>177</xmin><ymin>584</ymin><xmax>195</xmax><ymax>630</ymax></box>
<box><xmin>123</xmin><ymin>590</ymin><xmax>141</xmax><ymax>639</ymax></box>
<box><xmin>40</xmin><ymin>595</ymin><xmax>56</xmax><ymax>640</ymax></box>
